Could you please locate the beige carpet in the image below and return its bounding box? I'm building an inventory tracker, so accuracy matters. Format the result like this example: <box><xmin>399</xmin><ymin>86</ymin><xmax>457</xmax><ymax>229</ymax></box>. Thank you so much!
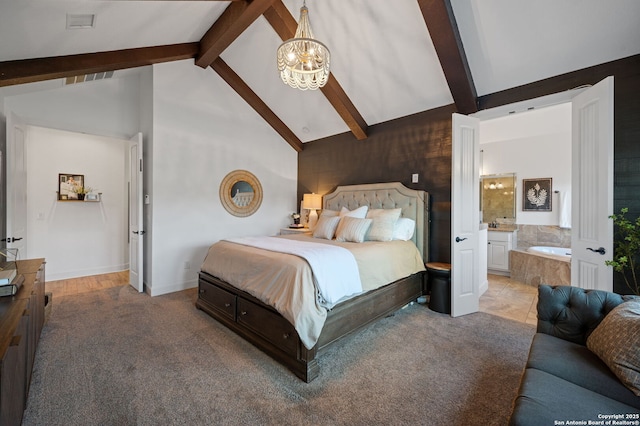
<box><xmin>22</xmin><ymin>285</ymin><xmax>535</xmax><ymax>426</ymax></box>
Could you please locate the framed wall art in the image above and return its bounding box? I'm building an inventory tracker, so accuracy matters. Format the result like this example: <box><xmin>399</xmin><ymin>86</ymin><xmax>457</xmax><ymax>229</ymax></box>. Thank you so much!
<box><xmin>522</xmin><ymin>177</ymin><xmax>552</xmax><ymax>212</ymax></box>
<box><xmin>58</xmin><ymin>173</ymin><xmax>84</xmax><ymax>200</ymax></box>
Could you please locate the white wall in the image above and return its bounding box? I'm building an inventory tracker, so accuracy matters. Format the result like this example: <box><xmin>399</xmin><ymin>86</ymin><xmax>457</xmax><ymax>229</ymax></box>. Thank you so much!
<box><xmin>26</xmin><ymin>126</ymin><xmax>128</xmax><ymax>280</ymax></box>
<box><xmin>480</xmin><ymin>103</ymin><xmax>571</xmax><ymax>226</ymax></box>
<box><xmin>3</xmin><ymin>73</ymin><xmax>141</xmax><ymax>140</ymax></box>
<box><xmin>2</xmin><ymin>74</ymin><xmax>141</xmax><ymax>281</ymax></box>
<box><xmin>2</xmin><ymin>61</ymin><xmax>299</xmax><ymax>295</ymax></box>
<box><xmin>147</xmin><ymin>60</ymin><xmax>298</xmax><ymax>296</ymax></box>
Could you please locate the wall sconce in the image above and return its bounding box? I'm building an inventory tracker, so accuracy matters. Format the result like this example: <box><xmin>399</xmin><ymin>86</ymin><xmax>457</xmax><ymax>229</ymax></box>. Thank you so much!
<box><xmin>302</xmin><ymin>193</ymin><xmax>322</xmax><ymax>230</ymax></box>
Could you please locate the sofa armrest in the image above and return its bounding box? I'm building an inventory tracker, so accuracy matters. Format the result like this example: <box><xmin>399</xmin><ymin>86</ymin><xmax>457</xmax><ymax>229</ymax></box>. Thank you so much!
<box><xmin>536</xmin><ymin>285</ymin><xmax>624</xmax><ymax>345</ymax></box>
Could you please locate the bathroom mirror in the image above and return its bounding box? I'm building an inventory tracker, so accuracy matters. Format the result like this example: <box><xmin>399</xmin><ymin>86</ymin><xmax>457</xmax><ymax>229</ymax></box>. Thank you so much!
<box><xmin>481</xmin><ymin>173</ymin><xmax>516</xmax><ymax>223</ymax></box>
<box><xmin>219</xmin><ymin>170</ymin><xmax>263</xmax><ymax>217</ymax></box>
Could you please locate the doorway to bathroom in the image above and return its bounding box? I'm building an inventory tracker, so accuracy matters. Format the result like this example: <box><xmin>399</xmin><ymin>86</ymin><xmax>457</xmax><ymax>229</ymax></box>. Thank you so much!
<box><xmin>473</xmin><ymin>78</ymin><xmax>615</xmax><ymax>318</ymax></box>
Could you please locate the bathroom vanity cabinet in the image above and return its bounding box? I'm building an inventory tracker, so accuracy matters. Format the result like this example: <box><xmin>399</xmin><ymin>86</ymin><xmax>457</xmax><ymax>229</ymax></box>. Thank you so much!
<box><xmin>487</xmin><ymin>230</ymin><xmax>517</xmax><ymax>275</ymax></box>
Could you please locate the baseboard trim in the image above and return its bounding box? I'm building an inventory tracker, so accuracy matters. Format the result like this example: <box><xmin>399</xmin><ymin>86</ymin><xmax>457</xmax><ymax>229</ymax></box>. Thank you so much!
<box><xmin>146</xmin><ymin>279</ymin><xmax>198</xmax><ymax>297</ymax></box>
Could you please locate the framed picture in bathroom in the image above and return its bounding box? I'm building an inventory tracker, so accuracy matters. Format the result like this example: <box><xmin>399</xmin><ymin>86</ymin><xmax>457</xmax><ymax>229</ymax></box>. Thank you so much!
<box><xmin>522</xmin><ymin>178</ymin><xmax>552</xmax><ymax>211</ymax></box>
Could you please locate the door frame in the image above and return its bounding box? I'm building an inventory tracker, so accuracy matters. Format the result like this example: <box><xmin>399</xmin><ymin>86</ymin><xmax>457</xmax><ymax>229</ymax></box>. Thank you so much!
<box><xmin>467</xmin><ymin>79</ymin><xmax>615</xmax><ymax>297</ymax></box>
<box><xmin>4</xmin><ymin>116</ymin><xmax>141</xmax><ymax>281</ymax></box>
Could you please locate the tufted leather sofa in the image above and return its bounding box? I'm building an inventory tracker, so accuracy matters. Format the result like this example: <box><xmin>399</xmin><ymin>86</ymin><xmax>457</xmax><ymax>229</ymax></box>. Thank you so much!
<box><xmin>509</xmin><ymin>285</ymin><xmax>640</xmax><ymax>425</ymax></box>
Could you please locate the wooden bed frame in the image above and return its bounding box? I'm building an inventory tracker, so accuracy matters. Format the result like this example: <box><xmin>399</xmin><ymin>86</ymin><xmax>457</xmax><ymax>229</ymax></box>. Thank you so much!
<box><xmin>196</xmin><ymin>182</ymin><xmax>430</xmax><ymax>382</ymax></box>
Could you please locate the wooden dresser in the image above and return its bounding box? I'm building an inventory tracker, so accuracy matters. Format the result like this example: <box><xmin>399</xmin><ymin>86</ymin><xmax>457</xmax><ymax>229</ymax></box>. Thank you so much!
<box><xmin>0</xmin><ymin>259</ymin><xmax>45</xmax><ymax>426</ymax></box>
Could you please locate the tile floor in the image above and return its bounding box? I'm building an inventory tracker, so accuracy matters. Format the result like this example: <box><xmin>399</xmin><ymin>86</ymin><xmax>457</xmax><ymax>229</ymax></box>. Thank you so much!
<box><xmin>480</xmin><ymin>274</ymin><xmax>538</xmax><ymax>325</ymax></box>
<box><xmin>46</xmin><ymin>271</ymin><xmax>539</xmax><ymax>325</ymax></box>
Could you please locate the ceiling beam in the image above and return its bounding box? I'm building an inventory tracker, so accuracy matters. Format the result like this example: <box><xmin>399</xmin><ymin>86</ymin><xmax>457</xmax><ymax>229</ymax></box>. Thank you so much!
<box><xmin>418</xmin><ymin>0</ymin><xmax>477</xmax><ymax>114</ymax></box>
<box><xmin>211</xmin><ymin>57</ymin><xmax>304</xmax><ymax>152</ymax></box>
<box><xmin>264</xmin><ymin>1</ymin><xmax>369</xmax><ymax>140</ymax></box>
<box><xmin>0</xmin><ymin>43</ymin><xmax>199</xmax><ymax>87</ymax></box>
<box><xmin>196</xmin><ymin>0</ymin><xmax>277</xmax><ymax>68</ymax></box>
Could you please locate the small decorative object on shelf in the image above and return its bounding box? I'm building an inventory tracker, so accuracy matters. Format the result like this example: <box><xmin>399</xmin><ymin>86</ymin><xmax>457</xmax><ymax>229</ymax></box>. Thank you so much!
<box><xmin>72</xmin><ymin>185</ymin><xmax>93</xmax><ymax>201</ymax></box>
<box><xmin>290</xmin><ymin>212</ymin><xmax>303</xmax><ymax>228</ymax></box>
<box><xmin>57</xmin><ymin>173</ymin><xmax>100</xmax><ymax>202</ymax></box>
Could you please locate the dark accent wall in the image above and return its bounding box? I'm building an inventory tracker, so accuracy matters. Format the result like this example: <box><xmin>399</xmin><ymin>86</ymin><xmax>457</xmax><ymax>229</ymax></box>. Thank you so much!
<box><xmin>298</xmin><ymin>54</ymin><xmax>640</xmax><ymax>294</ymax></box>
<box><xmin>298</xmin><ymin>105</ymin><xmax>456</xmax><ymax>263</ymax></box>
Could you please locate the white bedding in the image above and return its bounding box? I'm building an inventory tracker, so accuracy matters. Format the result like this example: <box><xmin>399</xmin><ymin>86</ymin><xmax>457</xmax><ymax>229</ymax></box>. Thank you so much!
<box><xmin>225</xmin><ymin>236</ymin><xmax>362</xmax><ymax>309</ymax></box>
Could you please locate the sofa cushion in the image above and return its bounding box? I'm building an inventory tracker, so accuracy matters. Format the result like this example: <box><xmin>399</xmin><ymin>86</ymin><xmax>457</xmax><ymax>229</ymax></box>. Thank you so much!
<box><xmin>527</xmin><ymin>333</ymin><xmax>640</xmax><ymax>409</ymax></box>
<box><xmin>536</xmin><ymin>285</ymin><xmax>624</xmax><ymax>345</ymax></box>
<box><xmin>587</xmin><ymin>299</ymin><xmax>640</xmax><ymax>397</ymax></box>
<box><xmin>509</xmin><ymin>368</ymin><xmax>640</xmax><ymax>426</ymax></box>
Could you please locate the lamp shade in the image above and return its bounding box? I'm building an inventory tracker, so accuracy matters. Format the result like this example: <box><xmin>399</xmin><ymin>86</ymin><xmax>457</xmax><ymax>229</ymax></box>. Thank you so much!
<box><xmin>302</xmin><ymin>193</ymin><xmax>322</xmax><ymax>210</ymax></box>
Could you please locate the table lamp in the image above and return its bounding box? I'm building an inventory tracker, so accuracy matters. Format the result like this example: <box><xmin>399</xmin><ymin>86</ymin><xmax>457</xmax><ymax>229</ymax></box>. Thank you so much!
<box><xmin>302</xmin><ymin>193</ymin><xmax>322</xmax><ymax>230</ymax></box>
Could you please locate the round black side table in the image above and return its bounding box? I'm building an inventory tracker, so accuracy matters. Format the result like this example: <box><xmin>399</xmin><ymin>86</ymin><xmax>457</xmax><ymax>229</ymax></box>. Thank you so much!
<box><xmin>426</xmin><ymin>262</ymin><xmax>451</xmax><ymax>314</ymax></box>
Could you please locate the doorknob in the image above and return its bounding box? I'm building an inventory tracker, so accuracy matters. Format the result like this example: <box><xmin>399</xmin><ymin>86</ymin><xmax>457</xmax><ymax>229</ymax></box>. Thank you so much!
<box><xmin>586</xmin><ymin>247</ymin><xmax>606</xmax><ymax>255</ymax></box>
<box><xmin>1</xmin><ymin>237</ymin><xmax>22</xmax><ymax>243</ymax></box>
<box><xmin>455</xmin><ymin>236</ymin><xmax>467</xmax><ymax>243</ymax></box>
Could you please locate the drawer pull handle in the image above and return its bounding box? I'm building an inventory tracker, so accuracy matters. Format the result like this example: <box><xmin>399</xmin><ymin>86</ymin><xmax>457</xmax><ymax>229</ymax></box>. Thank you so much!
<box><xmin>224</xmin><ymin>303</ymin><xmax>231</xmax><ymax>307</ymax></box>
<box><xmin>199</xmin><ymin>289</ymin><xmax>205</xmax><ymax>294</ymax></box>
<box><xmin>240</xmin><ymin>311</ymin><xmax>247</xmax><ymax>316</ymax></box>
<box><xmin>283</xmin><ymin>333</ymin><xmax>290</xmax><ymax>340</ymax></box>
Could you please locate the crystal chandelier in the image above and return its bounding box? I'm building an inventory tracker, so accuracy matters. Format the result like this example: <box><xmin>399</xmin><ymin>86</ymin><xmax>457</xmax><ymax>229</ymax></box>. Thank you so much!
<box><xmin>277</xmin><ymin>1</ymin><xmax>330</xmax><ymax>90</ymax></box>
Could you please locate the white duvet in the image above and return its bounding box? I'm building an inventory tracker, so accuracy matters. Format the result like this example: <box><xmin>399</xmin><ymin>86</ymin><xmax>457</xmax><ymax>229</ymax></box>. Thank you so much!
<box><xmin>226</xmin><ymin>236</ymin><xmax>362</xmax><ymax>309</ymax></box>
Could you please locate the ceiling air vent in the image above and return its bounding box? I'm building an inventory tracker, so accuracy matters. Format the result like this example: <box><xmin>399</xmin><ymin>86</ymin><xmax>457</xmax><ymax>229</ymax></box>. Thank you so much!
<box><xmin>66</xmin><ymin>14</ymin><xmax>96</xmax><ymax>29</ymax></box>
<box><xmin>64</xmin><ymin>71</ymin><xmax>114</xmax><ymax>86</ymax></box>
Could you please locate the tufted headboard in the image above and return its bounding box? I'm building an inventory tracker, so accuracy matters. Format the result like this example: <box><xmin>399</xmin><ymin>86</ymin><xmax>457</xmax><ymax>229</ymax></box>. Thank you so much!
<box><xmin>323</xmin><ymin>182</ymin><xmax>429</xmax><ymax>263</ymax></box>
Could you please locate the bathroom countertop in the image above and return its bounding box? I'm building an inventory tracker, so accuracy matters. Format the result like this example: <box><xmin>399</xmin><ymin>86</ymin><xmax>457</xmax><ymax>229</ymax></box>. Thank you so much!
<box><xmin>486</xmin><ymin>226</ymin><xmax>517</xmax><ymax>232</ymax></box>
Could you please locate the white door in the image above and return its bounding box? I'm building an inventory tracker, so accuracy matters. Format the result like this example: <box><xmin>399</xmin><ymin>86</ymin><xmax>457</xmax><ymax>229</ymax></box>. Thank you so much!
<box><xmin>451</xmin><ymin>113</ymin><xmax>481</xmax><ymax>317</ymax></box>
<box><xmin>571</xmin><ymin>77</ymin><xmax>614</xmax><ymax>291</ymax></box>
<box><xmin>129</xmin><ymin>133</ymin><xmax>144</xmax><ymax>292</ymax></box>
<box><xmin>5</xmin><ymin>113</ymin><xmax>27</xmax><ymax>258</ymax></box>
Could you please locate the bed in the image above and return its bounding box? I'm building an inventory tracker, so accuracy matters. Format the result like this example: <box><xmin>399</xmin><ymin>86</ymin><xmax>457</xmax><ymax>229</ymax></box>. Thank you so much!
<box><xmin>196</xmin><ymin>182</ymin><xmax>430</xmax><ymax>382</ymax></box>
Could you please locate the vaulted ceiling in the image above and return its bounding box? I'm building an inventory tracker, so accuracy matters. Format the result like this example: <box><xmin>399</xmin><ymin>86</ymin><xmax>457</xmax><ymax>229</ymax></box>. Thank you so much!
<box><xmin>2</xmin><ymin>0</ymin><xmax>639</xmax><ymax>152</ymax></box>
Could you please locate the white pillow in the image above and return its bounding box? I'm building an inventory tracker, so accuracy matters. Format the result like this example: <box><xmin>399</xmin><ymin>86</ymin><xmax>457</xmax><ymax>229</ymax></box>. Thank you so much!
<box><xmin>320</xmin><ymin>209</ymin><xmax>339</xmax><ymax>217</ymax></box>
<box><xmin>339</xmin><ymin>205</ymin><xmax>368</xmax><ymax>219</ymax></box>
<box><xmin>366</xmin><ymin>208</ymin><xmax>402</xmax><ymax>242</ymax></box>
<box><xmin>313</xmin><ymin>216</ymin><xmax>341</xmax><ymax>240</ymax></box>
<box><xmin>335</xmin><ymin>216</ymin><xmax>372</xmax><ymax>243</ymax></box>
<box><xmin>392</xmin><ymin>218</ymin><xmax>416</xmax><ymax>241</ymax></box>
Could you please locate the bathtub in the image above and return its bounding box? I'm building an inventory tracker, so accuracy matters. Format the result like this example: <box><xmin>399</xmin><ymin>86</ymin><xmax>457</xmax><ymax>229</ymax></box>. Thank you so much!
<box><xmin>510</xmin><ymin>247</ymin><xmax>571</xmax><ymax>286</ymax></box>
<box><xmin>527</xmin><ymin>246</ymin><xmax>572</xmax><ymax>259</ymax></box>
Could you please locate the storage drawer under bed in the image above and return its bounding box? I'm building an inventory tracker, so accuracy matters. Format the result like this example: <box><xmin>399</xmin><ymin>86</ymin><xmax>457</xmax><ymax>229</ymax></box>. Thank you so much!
<box><xmin>237</xmin><ymin>298</ymin><xmax>299</xmax><ymax>355</ymax></box>
<box><xmin>198</xmin><ymin>279</ymin><xmax>236</xmax><ymax>320</ymax></box>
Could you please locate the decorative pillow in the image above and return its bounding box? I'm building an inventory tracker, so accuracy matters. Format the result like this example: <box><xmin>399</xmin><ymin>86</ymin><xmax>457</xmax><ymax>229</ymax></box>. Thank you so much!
<box><xmin>392</xmin><ymin>218</ymin><xmax>416</xmax><ymax>241</ymax></box>
<box><xmin>586</xmin><ymin>299</ymin><xmax>640</xmax><ymax>396</ymax></box>
<box><xmin>335</xmin><ymin>216</ymin><xmax>372</xmax><ymax>243</ymax></box>
<box><xmin>339</xmin><ymin>205</ymin><xmax>368</xmax><ymax>219</ymax></box>
<box><xmin>312</xmin><ymin>215</ymin><xmax>341</xmax><ymax>240</ymax></box>
<box><xmin>366</xmin><ymin>208</ymin><xmax>402</xmax><ymax>242</ymax></box>
<box><xmin>320</xmin><ymin>209</ymin><xmax>339</xmax><ymax>217</ymax></box>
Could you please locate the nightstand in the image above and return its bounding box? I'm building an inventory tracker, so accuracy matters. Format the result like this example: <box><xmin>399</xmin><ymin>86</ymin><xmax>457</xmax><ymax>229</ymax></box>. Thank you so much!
<box><xmin>280</xmin><ymin>227</ymin><xmax>312</xmax><ymax>236</ymax></box>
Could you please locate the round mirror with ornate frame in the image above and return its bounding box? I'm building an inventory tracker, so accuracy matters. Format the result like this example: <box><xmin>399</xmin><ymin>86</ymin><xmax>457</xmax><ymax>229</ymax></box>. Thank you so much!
<box><xmin>219</xmin><ymin>170</ymin><xmax>263</xmax><ymax>217</ymax></box>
